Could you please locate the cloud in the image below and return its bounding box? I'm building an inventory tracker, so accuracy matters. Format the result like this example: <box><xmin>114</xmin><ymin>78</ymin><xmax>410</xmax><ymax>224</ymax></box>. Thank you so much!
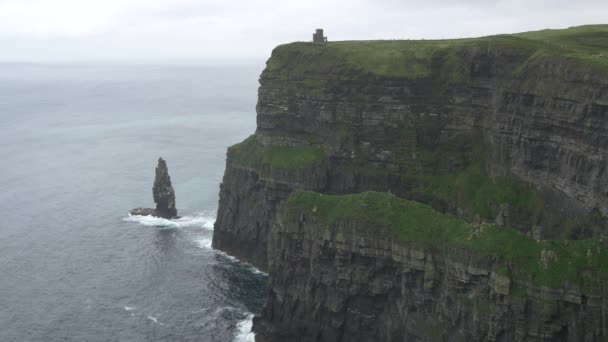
<box><xmin>0</xmin><ymin>0</ymin><xmax>606</xmax><ymax>61</ymax></box>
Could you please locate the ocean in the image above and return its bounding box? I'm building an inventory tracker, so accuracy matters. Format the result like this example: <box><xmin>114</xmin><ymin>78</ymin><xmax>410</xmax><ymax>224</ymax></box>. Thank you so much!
<box><xmin>0</xmin><ymin>62</ymin><xmax>267</xmax><ymax>341</ymax></box>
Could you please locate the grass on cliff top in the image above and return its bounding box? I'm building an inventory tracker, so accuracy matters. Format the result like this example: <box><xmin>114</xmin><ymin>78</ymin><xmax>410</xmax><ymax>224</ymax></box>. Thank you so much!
<box><xmin>514</xmin><ymin>24</ymin><xmax>608</xmax><ymax>72</ymax></box>
<box><xmin>285</xmin><ymin>191</ymin><xmax>608</xmax><ymax>292</ymax></box>
<box><xmin>267</xmin><ymin>24</ymin><xmax>608</xmax><ymax>79</ymax></box>
<box><xmin>266</xmin><ymin>39</ymin><xmax>467</xmax><ymax>80</ymax></box>
<box><xmin>227</xmin><ymin>134</ymin><xmax>326</xmax><ymax>169</ymax></box>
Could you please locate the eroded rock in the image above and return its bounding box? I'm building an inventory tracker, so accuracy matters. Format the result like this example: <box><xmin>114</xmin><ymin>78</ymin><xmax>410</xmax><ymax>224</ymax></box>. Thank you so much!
<box><xmin>129</xmin><ymin>157</ymin><xmax>177</xmax><ymax>219</ymax></box>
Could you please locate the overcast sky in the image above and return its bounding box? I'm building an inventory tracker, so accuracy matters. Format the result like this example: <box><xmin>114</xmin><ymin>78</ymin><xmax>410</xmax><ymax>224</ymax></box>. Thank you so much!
<box><xmin>0</xmin><ymin>0</ymin><xmax>606</xmax><ymax>62</ymax></box>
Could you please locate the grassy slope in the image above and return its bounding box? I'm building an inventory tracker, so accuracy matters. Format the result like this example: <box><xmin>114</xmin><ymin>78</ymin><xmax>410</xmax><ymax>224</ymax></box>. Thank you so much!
<box><xmin>266</xmin><ymin>25</ymin><xmax>608</xmax><ymax>79</ymax></box>
<box><xmin>227</xmin><ymin>134</ymin><xmax>326</xmax><ymax>169</ymax></box>
<box><xmin>354</xmin><ymin>130</ymin><xmax>544</xmax><ymax>223</ymax></box>
<box><xmin>513</xmin><ymin>24</ymin><xmax>608</xmax><ymax>73</ymax></box>
<box><xmin>286</xmin><ymin>191</ymin><xmax>608</xmax><ymax>292</ymax></box>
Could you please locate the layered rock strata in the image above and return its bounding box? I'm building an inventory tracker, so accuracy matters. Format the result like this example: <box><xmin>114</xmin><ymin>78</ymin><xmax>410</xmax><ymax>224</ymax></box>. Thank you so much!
<box><xmin>254</xmin><ymin>191</ymin><xmax>608</xmax><ymax>342</ymax></box>
<box><xmin>212</xmin><ymin>26</ymin><xmax>608</xmax><ymax>340</ymax></box>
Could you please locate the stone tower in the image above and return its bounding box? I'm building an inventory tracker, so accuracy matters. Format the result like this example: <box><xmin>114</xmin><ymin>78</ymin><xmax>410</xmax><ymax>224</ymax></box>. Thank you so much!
<box><xmin>312</xmin><ymin>29</ymin><xmax>327</xmax><ymax>43</ymax></box>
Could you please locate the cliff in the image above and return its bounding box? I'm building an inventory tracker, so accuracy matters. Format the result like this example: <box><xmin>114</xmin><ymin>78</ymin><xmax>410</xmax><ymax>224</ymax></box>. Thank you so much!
<box><xmin>212</xmin><ymin>25</ymin><xmax>608</xmax><ymax>340</ymax></box>
<box><xmin>255</xmin><ymin>191</ymin><xmax>608</xmax><ymax>341</ymax></box>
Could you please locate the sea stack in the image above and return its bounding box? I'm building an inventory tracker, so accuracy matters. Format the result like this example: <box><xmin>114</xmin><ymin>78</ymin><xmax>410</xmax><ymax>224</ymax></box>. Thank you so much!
<box><xmin>129</xmin><ymin>157</ymin><xmax>177</xmax><ymax>219</ymax></box>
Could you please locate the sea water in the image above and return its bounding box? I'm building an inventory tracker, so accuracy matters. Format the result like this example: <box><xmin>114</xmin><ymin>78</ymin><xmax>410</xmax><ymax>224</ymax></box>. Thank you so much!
<box><xmin>0</xmin><ymin>62</ymin><xmax>266</xmax><ymax>341</ymax></box>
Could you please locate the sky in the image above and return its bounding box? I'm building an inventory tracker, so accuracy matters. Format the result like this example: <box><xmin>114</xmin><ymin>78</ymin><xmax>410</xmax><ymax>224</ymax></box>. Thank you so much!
<box><xmin>0</xmin><ymin>0</ymin><xmax>606</xmax><ymax>62</ymax></box>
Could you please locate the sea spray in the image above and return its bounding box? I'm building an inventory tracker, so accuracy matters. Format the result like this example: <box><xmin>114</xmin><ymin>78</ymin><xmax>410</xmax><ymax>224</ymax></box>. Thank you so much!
<box><xmin>234</xmin><ymin>314</ymin><xmax>255</xmax><ymax>342</ymax></box>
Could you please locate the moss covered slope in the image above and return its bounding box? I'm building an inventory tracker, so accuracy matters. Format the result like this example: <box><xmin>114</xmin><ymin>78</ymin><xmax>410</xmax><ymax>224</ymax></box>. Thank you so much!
<box><xmin>285</xmin><ymin>191</ymin><xmax>608</xmax><ymax>292</ymax></box>
<box><xmin>227</xmin><ymin>134</ymin><xmax>326</xmax><ymax>169</ymax></box>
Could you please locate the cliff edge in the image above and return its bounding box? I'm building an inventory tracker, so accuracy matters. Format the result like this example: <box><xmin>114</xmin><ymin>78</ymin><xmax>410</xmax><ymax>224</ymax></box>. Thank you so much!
<box><xmin>212</xmin><ymin>25</ymin><xmax>608</xmax><ymax>341</ymax></box>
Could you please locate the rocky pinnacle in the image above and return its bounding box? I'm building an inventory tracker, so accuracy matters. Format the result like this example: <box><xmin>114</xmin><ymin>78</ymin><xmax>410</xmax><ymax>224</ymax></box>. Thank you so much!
<box><xmin>153</xmin><ymin>158</ymin><xmax>177</xmax><ymax>218</ymax></box>
<box><xmin>129</xmin><ymin>157</ymin><xmax>177</xmax><ymax>219</ymax></box>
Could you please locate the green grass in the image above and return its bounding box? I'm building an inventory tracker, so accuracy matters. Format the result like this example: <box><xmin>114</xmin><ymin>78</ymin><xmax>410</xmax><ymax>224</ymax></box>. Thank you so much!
<box><xmin>416</xmin><ymin>162</ymin><xmax>543</xmax><ymax>220</ymax></box>
<box><xmin>515</xmin><ymin>25</ymin><xmax>608</xmax><ymax>53</ymax></box>
<box><xmin>227</xmin><ymin>134</ymin><xmax>326</xmax><ymax>169</ymax></box>
<box><xmin>510</xmin><ymin>283</ymin><xmax>528</xmax><ymax>298</ymax></box>
<box><xmin>263</xmin><ymin>145</ymin><xmax>326</xmax><ymax>168</ymax></box>
<box><xmin>328</xmin><ymin>41</ymin><xmax>442</xmax><ymax>78</ymax></box>
<box><xmin>267</xmin><ymin>39</ymin><xmax>463</xmax><ymax>80</ymax></box>
<box><xmin>285</xmin><ymin>191</ymin><xmax>608</xmax><ymax>292</ymax></box>
<box><xmin>514</xmin><ymin>25</ymin><xmax>608</xmax><ymax>73</ymax></box>
<box><xmin>266</xmin><ymin>25</ymin><xmax>608</xmax><ymax>80</ymax></box>
<box><xmin>355</xmin><ymin>130</ymin><xmax>543</xmax><ymax>221</ymax></box>
<box><xmin>227</xmin><ymin>134</ymin><xmax>259</xmax><ymax>167</ymax></box>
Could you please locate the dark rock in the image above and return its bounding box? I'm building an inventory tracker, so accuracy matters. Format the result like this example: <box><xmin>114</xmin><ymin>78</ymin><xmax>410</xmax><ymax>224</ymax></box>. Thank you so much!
<box><xmin>254</xmin><ymin>210</ymin><xmax>605</xmax><ymax>342</ymax></box>
<box><xmin>214</xmin><ymin>39</ymin><xmax>608</xmax><ymax>272</ymax></box>
<box><xmin>129</xmin><ymin>157</ymin><xmax>177</xmax><ymax>219</ymax></box>
<box><xmin>152</xmin><ymin>158</ymin><xmax>177</xmax><ymax>218</ymax></box>
<box><xmin>212</xmin><ymin>28</ymin><xmax>608</xmax><ymax>341</ymax></box>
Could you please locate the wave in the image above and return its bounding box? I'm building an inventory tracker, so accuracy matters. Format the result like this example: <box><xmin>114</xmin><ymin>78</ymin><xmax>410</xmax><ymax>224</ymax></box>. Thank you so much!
<box><xmin>195</xmin><ymin>236</ymin><xmax>212</xmax><ymax>249</ymax></box>
<box><xmin>245</xmin><ymin>264</ymin><xmax>267</xmax><ymax>276</ymax></box>
<box><xmin>124</xmin><ymin>209</ymin><xmax>267</xmax><ymax>277</ymax></box>
<box><xmin>175</xmin><ymin>214</ymin><xmax>215</xmax><ymax>230</ymax></box>
<box><xmin>233</xmin><ymin>314</ymin><xmax>255</xmax><ymax>342</ymax></box>
<box><xmin>213</xmin><ymin>251</ymin><xmax>268</xmax><ymax>276</ymax></box>
<box><xmin>147</xmin><ymin>315</ymin><xmax>165</xmax><ymax>326</ymax></box>
<box><xmin>123</xmin><ymin>212</ymin><xmax>215</xmax><ymax>230</ymax></box>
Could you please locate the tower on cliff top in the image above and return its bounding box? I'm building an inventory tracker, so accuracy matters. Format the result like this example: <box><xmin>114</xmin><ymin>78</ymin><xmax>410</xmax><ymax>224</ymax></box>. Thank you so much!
<box><xmin>312</xmin><ymin>29</ymin><xmax>327</xmax><ymax>43</ymax></box>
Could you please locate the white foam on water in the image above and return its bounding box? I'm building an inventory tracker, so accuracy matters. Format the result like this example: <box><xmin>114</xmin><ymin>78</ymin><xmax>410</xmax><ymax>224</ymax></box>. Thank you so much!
<box><xmin>233</xmin><ymin>314</ymin><xmax>255</xmax><ymax>342</ymax></box>
<box><xmin>173</xmin><ymin>214</ymin><xmax>215</xmax><ymax>230</ymax></box>
<box><xmin>212</xmin><ymin>306</ymin><xmax>238</xmax><ymax>316</ymax></box>
<box><xmin>126</xmin><ymin>210</ymin><xmax>266</xmax><ymax>276</ymax></box>
<box><xmin>195</xmin><ymin>236</ymin><xmax>212</xmax><ymax>249</ymax></box>
<box><xmin>123</xmin><ymin>212</ymin><xmax>216</xmax><ymax>230</ymax></box>
<box><xmin>124</xmin><ymin>214</ymin><xmax>177</xmax><ymax>228</ymax></box>
<box><xmin>147</xmin><ymin>315</ymin><xmax>165</xmax><ymax>326</ymax></box>
<box><xmin>212</xmin><ymin>250</ymin><xmax>268</xmax><ymax>276</ymax></box>
<box><xmin>245</xmin><ymin>264</ymin><xmax>267</xmax><ymax>276</ymax></box>
<box><xmin>214</xmin><ymin>249</ymin><xmax>238</xmax><ymax>261</ymax></box>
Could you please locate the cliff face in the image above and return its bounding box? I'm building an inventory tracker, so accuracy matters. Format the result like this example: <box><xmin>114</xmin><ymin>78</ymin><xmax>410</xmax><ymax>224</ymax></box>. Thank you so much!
<box><xmin>212</xmin><ymin>25</ymin><xmax>608</xmax><ymax>340</ymax></box>
<box><xmin>254</xmin><ymin>192</ymin><xmax>608</xmax><ymax>342</ymax></box>
<box><xmin>212</xmin><ymin>136</ymin><xmax>329</xmax><ymax>270</ymax></box>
